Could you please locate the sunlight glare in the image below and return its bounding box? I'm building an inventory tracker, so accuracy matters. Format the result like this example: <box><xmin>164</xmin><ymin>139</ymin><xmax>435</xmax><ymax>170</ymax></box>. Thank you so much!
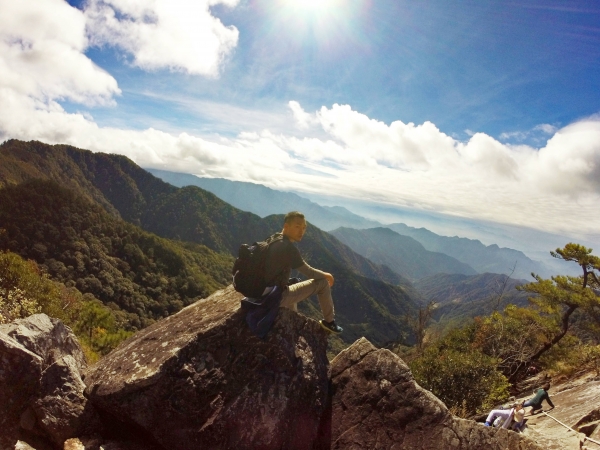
<box><xmin>285</xmin><ymin>0</ymin><xmax>343</xmax><ymax>14</ymax></box>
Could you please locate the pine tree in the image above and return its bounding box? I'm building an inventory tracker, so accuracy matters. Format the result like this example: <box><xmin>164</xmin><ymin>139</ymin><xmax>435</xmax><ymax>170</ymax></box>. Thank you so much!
<box><xmin>515</xmin><ymin>243</ymin><xmax>600</xmax><ymax>381</ymax></box>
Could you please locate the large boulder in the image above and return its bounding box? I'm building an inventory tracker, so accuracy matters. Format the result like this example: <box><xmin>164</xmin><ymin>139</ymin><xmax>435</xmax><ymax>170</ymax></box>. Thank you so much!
<box><xmin>1</xmin><ymin>314</ymin><xmax>86</xmax><ymax>372</ymax></box>
<box><xmin>32</xmin><ymin>354</ymin><xmax>103</xmax><ymax>447</ymax></box>
<box><xmin>0</xmin><ymin>331</ymin><xmax>44</xmax><ymax>450</ymax></box>
<box><xmin>84</xmin><ymin>285</ymin><xmax>331</xmax><ymax>450</ymax></box>
<box><xmin>327</xmin><ymin>338</ymin><xmax>544</xmax><ymax>450</ymax></box>
<box><xmin>0</xmin><ymin>314</ymin><xmax>96</xmax><ymax>450</ymax></box>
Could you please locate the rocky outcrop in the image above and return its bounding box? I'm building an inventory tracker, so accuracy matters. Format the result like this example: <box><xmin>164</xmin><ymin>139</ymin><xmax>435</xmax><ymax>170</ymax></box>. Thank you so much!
<box><xmin>1</xmin><ymin>290</ymin><xmax>552</xmax><ymax>450</ymax></box>
<box><xmin>0</xmin><ymin>314</ymin><xmax>98</xmax><ymax>450</ymax></box>
<box><xmin>327</xmin><ymin>338</ymin><xmax>544</xmax><ymax>450</ymax></box>
<box><xmin>0</xmin><ymin>328</ymin><xmax>44</xmax><ymax>450</ymax></box>
<box><xmin>31</xmin><ymin>353</ymin><xmax>102</xmax><ymax>446</ymax></box>
<box><xmin>0</xmin><ymin>314</ymin><xmax>86</xmax><ymax>372</ymax></box>
<box><xmin>84</xmin><ymin>285</ymin><xmax>331</xmax><ymax>450</ymax></box>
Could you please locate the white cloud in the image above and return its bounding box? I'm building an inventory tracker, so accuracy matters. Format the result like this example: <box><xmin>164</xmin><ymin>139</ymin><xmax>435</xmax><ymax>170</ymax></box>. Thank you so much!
<box><xmin>499</xmin><ymin>130</ymin><xmax>527</xmax><ymax>141</ymax></box>
<box><xmin>84</xmin><ymin>0</ymin><xmax>240</xmax><ymax>76</ymax></box>
<box><xmin>534</xmin><ymin>123</ymin><xmax>558</xmax><ymax>134</ymax></box>
<box><xmin>459</xmin><ymin>132</ymin><xmax>519</xmax><ymax>179</ymax></box>
<box><xmin>288</xmin><ymin>101</ymin><xmax>317</xmax><ymax>129</ymax></box>
<box><xmin>499</xmin><ymin>123</ymin><xmax>559</xmax><ymax>142</ymax></box>
<box><xmin>0</xmin><ymin>0</ymin><xmax>120</xmax><ymax>105</ymax></box>
<box><xmin>1</xmin><ymin>1</ymin><xmax>599</xmax><ymax>248</ymax></box>
<box><xmin>0</xmin><ymin>0</ymin><xmax>241</xmax><ymax>144</ymax></box>
<box><xmin>532</xmin><ymin>119</ymin><xmax>600</xmax><ymax>195</ymax></box>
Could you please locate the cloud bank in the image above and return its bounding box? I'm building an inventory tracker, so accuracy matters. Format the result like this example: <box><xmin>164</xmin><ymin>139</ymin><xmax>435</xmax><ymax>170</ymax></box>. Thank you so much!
<box><xmin>84</xmin><ymin>0</ymin><xmax>239</xmax><ymax>75</ymax></box>
<box><xmin>1</xmin><ymin>0</ymin><xmax>599</xmax><ymax>243</ymax></box>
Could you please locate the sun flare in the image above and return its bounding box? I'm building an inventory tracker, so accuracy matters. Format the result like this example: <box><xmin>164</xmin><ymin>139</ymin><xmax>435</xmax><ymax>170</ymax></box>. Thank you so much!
<box><xmin>284</xmin><ymin>0</ymin><xmax>343</xmax><ymax>14</ymax></box>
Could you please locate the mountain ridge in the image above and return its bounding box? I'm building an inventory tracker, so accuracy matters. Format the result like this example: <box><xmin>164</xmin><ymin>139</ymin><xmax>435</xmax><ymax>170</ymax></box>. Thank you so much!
<box><xmin>386</xmin><ymin>223</ymin><xmax>551</xmax><ymax>279</ymax></box>
<box><xmin>147</xmin><ymin>168</ymin><xmax>554</xmax><ymax>280</ymax></box>
<box><xmin>330</xmin><ymin>226</ymin><xmax>477</xmax><ymax>281</ymax></box>
<box><xmin>146</xmin><ymin>168</ymin><xmax>383</xmax><ymax>231</ymax></box>
<box><xmin>0</xmin><ymin>139</ymin><xmax>420</xmax><ymax>348</ymax></box>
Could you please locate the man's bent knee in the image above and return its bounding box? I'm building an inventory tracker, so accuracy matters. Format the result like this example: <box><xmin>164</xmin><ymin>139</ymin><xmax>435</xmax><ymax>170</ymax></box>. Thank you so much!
<box><xmin>314</xmin><ymin>278</ymin><xmax>330</xmax><ymax>291</ymax></box>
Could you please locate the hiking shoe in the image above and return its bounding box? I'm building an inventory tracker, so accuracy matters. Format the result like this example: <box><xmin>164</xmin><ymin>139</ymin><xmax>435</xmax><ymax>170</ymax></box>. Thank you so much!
<box><xmin>319</xmin><ymin>320</ymin><xmax>343</xmax><ymax>334</ymax></box>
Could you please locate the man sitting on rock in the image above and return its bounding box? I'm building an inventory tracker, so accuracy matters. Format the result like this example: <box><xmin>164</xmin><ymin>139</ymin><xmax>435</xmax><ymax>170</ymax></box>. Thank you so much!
<box><xmin>264</xmin><ymin>211</ymin><xmax>343</xmax><ymax>334</ymax></box>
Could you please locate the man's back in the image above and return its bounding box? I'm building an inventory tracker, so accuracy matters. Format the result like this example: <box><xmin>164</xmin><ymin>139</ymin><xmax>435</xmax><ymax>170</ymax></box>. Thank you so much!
<box><xmin>264</xmin><ymin>233</ymin><xmax>304</xmax><ymax>288</ymax></box>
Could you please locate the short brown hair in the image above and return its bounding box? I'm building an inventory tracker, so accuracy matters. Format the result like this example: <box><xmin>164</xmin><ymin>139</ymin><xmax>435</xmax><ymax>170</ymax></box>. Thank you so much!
<box><xmin>284</xmin><ymin>211</ymin><xmax>305</xmax><ymax>224</ymax></box>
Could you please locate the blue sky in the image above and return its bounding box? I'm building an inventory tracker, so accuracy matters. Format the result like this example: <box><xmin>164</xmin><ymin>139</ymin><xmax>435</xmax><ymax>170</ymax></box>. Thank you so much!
<box><xmin>76</xmin><ymin>0</ymin><xmax>600</xmax><ymax>140</ymax></box>
<box><xmin>1</xmin><ymin>0</ymin><xmax>599</xmax><ymax>248</ymax></box>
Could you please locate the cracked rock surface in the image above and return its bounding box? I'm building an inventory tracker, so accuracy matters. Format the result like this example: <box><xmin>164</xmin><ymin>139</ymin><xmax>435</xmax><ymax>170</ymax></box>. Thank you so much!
<box><xmin>0</xmin><ymin>314</ymin><xmax>94</xmax><ymax>450</ymax></box>
<box><xmin>84</xmin><ymin>285</ymin><xmax>331</xmax><ymax>450</ymax></box>
<box><xmin>326</xmin><ymin>337</ymin><xmax>544</xmax><ymax>450</ymax></box>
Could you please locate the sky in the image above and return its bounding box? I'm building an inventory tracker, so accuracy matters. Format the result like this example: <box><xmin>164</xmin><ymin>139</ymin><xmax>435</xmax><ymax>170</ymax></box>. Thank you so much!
<box><xmin>1</xmin><ymin>0</ymin><xmax>600</xmax><ymax>248</ymax></box>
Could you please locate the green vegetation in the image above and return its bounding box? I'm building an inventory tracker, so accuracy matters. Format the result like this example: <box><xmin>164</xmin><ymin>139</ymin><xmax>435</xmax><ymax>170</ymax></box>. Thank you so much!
<box><xmin>0</xmin><ymin>250</ymin><xmax>129</xmax><ymax>361</ymax></box>
<box><xmin>0</xmin><ymin>179</ymin><xmax>233</xmax><ymax>331</ymax></box>
<box><xmin>407</xmin><ymin>323</ymin><xmax>510</xmax><ymax>416</ymax></box>
<box><xmin>0</xmin><ymin>250</ymin><xmax>79</xmax><ymax>324</ymax></box>
<box><xmin>1</xmin><ymin>140</ymin><xmax>426</xmax><ymax>350</ymax></box>
<box><xmin>515</xmin><ymin>243</ymin><xmax>600</xmax><ymax>379</ymax></box>
<box><xmin>405</xmin><ymin>243</ymin><xmax>600</xmax><ymax>417</ymax></box>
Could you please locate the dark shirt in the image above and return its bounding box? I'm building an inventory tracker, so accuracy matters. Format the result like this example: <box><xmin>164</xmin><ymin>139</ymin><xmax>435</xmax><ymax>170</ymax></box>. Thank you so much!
<box><xmin>529</xmin><ymin>389</ymin><xmax>554</xmax><ymax>408</ymax></box>
<box><xmin>264</xmin><ymin>233</ymin><xmax>304</xmax><ymax>287</ymax></box>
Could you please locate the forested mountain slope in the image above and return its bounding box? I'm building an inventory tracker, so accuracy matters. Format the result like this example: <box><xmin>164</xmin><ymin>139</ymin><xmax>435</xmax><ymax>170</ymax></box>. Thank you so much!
<box><xmin>0</xmin><ymin>140</ymin><xmax>420</xmax><ymax>348</ymax></box>
<box><xmin>0</xmin><ymin>179</ymin><xmax>233</xmax><ymax>329</ymax></box>
<box><xmin>0</xmin><ymin>139</ymin><xmax>270</xmax><ymax>255</ymax></box>
<box><xmin>330</xmin><ymin>227</ymin><xmax>477</xmax><ymax>281</ymax></box>
<box><xmin>414</xmin><ymin>273</ymin><xmax>529</xmax><ymax>324</ymax></box>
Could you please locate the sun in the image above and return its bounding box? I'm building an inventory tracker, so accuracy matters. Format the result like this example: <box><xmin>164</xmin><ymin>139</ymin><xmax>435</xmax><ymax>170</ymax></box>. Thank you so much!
<box><xmin>269</xmin><ymin>0</ymin><xmax>358</xmax><ymax>47</ymax></box>
<box><xmin>284</xmin><ymin>0</ymin><xmax>343</xmax><ymax>15</ymax></box>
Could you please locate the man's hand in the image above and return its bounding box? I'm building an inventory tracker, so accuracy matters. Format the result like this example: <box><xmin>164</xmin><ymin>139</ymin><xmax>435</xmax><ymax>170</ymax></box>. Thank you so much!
<box><xmin>324</xmin><ymin>273</ymin><xmax>334</xmax><ymax>287</ymax></box>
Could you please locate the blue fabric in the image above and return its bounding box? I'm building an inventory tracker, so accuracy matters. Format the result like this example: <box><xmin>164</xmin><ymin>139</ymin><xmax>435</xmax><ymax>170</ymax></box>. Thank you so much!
<box><xmin>241</xmin><ymin>286</ymin><xmax>283</xmax><ymax>339</ymax></box>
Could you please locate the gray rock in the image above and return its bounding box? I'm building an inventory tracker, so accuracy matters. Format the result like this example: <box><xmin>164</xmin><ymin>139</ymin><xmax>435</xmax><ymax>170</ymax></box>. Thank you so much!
<box><xmin>1</xmin><ymin>314</ymin><xmax>86</xmax><ymax>372</ymax></box>
<box><xmin>33</xmin><ymin>355</ymin><xmax>103</xmax><ymax>446</ymax></box>
<box><xmin>84</xmin><ymin>285</ymin><xmax>331</xmax><ymax>450</ymax></box>
<box><xmin>0</xmin><ymin>314</ymin><xmax>95</xmax><ymax>450</ymax></box>
<box><xmin>327</xmin><ymin>337</ymin><xmax>544</xmax><ymax>450</ymax></box>
<box><xmin>0</xmin><ymin>331</ymin><xmax>43</xmax><ymax>450</ymax></box>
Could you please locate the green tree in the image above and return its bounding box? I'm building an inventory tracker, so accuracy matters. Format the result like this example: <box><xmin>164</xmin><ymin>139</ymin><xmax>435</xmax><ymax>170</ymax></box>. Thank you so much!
<box><xmin>410</xmin><ymin>345</ymin><xmax>509</xmax><ymax>416</ymax></box>
<box><xmin>407</xmin><ymin>300</ymin><xmax>436</xmax><ymax>354</ymax></box>
<box><xmin>515</xmin><ymin>243</ymin><xmax>600</xmax><ymax>381</ymax></box>
<box><xmin>471</xmin><ymin>305</ymin><xmax>553</xmax><ymax>381</ymax></box>
<box><xmin>0</xmin><ymin>250</ymin><xmax>79</xmax><ymax>323</ymax></box>
<box><xmin>74</xmin><ymin>299</ymin><xmax>133</xmax><ymax>355</ymax></box>
<box><xmin>76</xmin><ymin>299</ymin><xmax>114</xmax><ymax>344</ymax></box>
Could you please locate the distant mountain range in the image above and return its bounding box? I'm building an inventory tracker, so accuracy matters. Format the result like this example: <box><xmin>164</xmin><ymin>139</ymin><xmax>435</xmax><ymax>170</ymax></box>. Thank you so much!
<box><xmin>329</xmin><ymin>227</ymin><xmax>477</xmax><ymax>281</ymax></box>
<box><xmin>386</xmin><ymin>223</ymin><xmax>550</xmax><ymax>280</ymax></box>
<box><xmin>146</xmin><ymin>169</ymin><xmax>382</xmax><ymax>231</ymax></box>
<box><xmin>148</xmin><ymin>169</ymin><xmax>554</xmax><ymax>280</ymax></box>
<box><xmin>0</xmin><ymin>140</ymin><xmax>421</xmax><ymax>349</ymax></box>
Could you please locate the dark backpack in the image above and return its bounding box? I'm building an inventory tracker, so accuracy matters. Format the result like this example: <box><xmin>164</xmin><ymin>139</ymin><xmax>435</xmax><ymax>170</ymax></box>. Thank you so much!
<box><xmin>232</xmin><ymin>234</ymin><xmax>283</xmax><ymax>298</ymax></box>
